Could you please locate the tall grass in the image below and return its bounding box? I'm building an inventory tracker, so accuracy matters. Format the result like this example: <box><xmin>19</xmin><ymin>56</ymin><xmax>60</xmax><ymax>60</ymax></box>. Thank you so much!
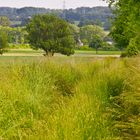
<box><xmin>0</xmin><ymin>57</ymin><xmax>139</xmax><ymax>139</ymax></box>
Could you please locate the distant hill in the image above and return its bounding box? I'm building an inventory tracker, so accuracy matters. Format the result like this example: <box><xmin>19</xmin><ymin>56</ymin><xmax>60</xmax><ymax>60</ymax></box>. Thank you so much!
<box><xmin>0</xmin><ymin>7</ymin><xmax>113</xmax><ymax>30</ymax></box>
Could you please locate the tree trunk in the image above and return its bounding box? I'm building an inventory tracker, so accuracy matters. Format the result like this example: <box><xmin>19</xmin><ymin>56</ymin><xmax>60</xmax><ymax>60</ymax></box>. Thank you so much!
<box><xmin>96</xmin><ymin>48</ymin><xmax>98</xmax><ymax>54</ymax></box>
<box><xmin>44</xmin><ymin>51</ymin><xmax>54</xmax><ymax>57</ymax></box>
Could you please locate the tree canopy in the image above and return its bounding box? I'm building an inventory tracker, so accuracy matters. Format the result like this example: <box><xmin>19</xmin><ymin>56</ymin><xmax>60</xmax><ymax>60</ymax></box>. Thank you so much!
<box><xmin>26</xmin><ymin>14</ymin><xmax>75</xmax><ymax>56</ymax></box>
<box><xmin>80</xmin><ymin>25</ymin><xmax>107</xmax><ymax>52</ymax></box>
<box><xmin>108</xmin><ymin>0</ymin><xmax>140</xmax><ymax>55</ymax></box>
<box><xmin>69</xmin><ymin>23</ymin><xmax>80</xmax><ymax>45</ymax></box>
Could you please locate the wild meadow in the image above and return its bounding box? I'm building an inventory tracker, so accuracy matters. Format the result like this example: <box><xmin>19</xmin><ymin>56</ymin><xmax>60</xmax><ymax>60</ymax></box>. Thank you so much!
<box><xmin>0</xmin><ymin>0</ymin><xmax>139</xmax><ymax>139</ymax></box>
<box><xmin>0</xmin><ymin>56</ymin><xmax>139</xmax><ymax>139</ymax></box>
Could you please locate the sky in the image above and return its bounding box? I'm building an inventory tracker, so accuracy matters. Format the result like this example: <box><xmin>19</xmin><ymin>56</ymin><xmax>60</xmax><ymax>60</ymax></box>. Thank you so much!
<box><xmin>0</xmin><ymin>0</ymin><xmax>108</xmax><ymax>9</ymax></box>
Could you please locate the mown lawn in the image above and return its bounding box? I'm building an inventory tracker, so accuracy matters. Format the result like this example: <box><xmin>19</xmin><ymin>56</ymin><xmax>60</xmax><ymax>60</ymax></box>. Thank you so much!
<box><xmin>0</xmin><ymin>56</ymin><xmax>139</xmax><ymax>139</ymax></box>
<box><xmin>75</xmin><ymin>50</ymin><xmax>121</xmax><ymax>55</ymax></box>
<box><xmin>5</xmin><ymin>49</ymin><xmax>121</xmax><ymax>56</ymax></box>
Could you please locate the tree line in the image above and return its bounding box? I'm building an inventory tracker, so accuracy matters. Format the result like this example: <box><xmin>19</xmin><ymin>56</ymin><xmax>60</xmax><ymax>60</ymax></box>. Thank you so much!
<box><xmin>0</xmin><ymin>0</ymin><xmax>139</xmax><ymax>57</ymax></box>
<box><xmin>0</xmin><ymin>14</ymin><xmax>112</xmax><ymax>55</ymax></box>
<box><xmin>0</xmin><ymin>6</ymin><xmax>113</xmax><ymax>30</ymax></box>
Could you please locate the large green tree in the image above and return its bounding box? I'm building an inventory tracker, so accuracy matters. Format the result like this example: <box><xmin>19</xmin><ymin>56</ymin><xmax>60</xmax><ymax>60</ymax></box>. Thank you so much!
<box><xmin>80</xmin><ymin>25</ymin><xmax>106</xmax><ymax>44</ymax></box>
<box><xmin>80</xmin><ymin>25</ymin><xmax>107</xmax><ymax>53</ymax></box>
<box><xmin>107</xmin><ymin>0</ymin><xmax>140</xmax><ymax>55</ymax></box>
<box><xmin>89</xmin><ymin>35</ymin><xmax>104</xmax><ymax>54</ymax></box>
<box><xmin>26</xmin><ymin>14</ymin><xmax>75</xmax><ymax>56</ymax></box>
<box><xmin>69</xmin><ymin>23</ymin><xmax>80</xmax><ymax>45</ymax></box>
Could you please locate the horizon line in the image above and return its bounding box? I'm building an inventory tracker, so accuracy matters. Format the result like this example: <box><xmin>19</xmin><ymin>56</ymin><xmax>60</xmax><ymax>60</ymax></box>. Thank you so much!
<box><xmin>0</xmin><ymin>5</ymin><xmax>108</xmax><ymax>10</ymax></box>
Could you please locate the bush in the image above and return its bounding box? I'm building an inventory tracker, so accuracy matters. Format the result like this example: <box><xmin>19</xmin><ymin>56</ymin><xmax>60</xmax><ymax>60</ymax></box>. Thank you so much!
<box><xmin>76</xmin><ymin>45</ymin><xmax>93</xmax><ymax>51</ymax></box>
<box><xmin>9</xmin><ymin>44</ymin><xmax>31</xmax><ymax>49</ymax></box>
<box><xmin>127</xmin><ymin>45</ymin><xmax>139</xmax><ymax>57</ymax></box>
<box><xmin>126</xmin><ymin>38</ymin><xmax>139</xmax><ymax>57</ymax></box>
<box><xmin>102</xmin><ymin>46</ymin><xmax>120</xmax><ymax>51</ymax></box>
<box><xmin>106</xmin><ymin>76</ymin><xmax>124</xmax><ymax>97</ymax></box>
<box><xmin>120</xmin><ymin>52</ymin><xmax>128</xmax><ymax>57</ymax></box>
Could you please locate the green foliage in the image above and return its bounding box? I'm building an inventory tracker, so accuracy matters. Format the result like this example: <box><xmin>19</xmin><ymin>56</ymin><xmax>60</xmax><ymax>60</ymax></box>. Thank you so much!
<box><xmin>80</xmin><ymin>25</ymin><xmax>106</xmax><ymax>45</ymax></box>
<box><xmin>101</xmin><ymin>44</ymin><xmax>119</xmax><ymax>51</ymax></box>
<box><xmin>106</xmin><ymin>74</ymin><xmax>124</xmax><ymax>97</ymax></box>
<box><xmin>120</xmin><ymin>52</ymin><xmax>128</xmax><ymax>58</ymax></box>
<box><xmin>89</xmin><ymin>35</ymin><xmax>104</xmax><ymax>54</ymax></box>
<box><xmin>0</xmin><ymin>7</ymin><xmax>112</xmax><ymax>29</ymax></box>
<box><xmin>26</xmin><ymin>14</ymin><xmax>75</xmax><ymax>56</ymax></box>
<box><xmin>0</xmin><ymin>31</ymin><xmax>8</xmax><ymax>55</ymax></box>
<box><xmin>127</xmin><ymin>37</ymin><xmax>140</xmax><ymax>57</ymax></box>
<box><xmin>127</xmin><ymin>45</ymin><xmax>139</xmax><ymax>57</ymax></box>
<box><xmin>120</xmin><ymin>37</ymin><xmax>140</xmax><ymax>57</ymax></box>
<box><xmin>76</xmin><ymin>45</ymin><xmax>93</xmax><ymax>51</ymax></box>
<box><xmin>80</xmin><ymin>25</ymin><xmax>107</xmax><ymax>53</ymax></box>
<box><xmin>0</xmin><ymin>16</ymin><xmax>10</xmax><ymax>26</ymax></box>
<box><xmin>78</xmin><ymin>19</ymin><xmax>103</xmax><ymax>27</ymax></box>
<box><xmin>69</xmin><ymin>23</ymin><xmax>80</xmax><ymax>45</ymax></box>
<box><xmin>0</xmin><ymin>26</ymin><xmax>28</xmax><ymax>45</ymax></box>
<box><xmin>9</xmin><ymin>44</ymin><xmax>31</xmax><ymax>49</ymax></box>
<box><xmin>110</xmin><ymin>0</ymin><xmax>140</xmax><ymax>56</ymax></box>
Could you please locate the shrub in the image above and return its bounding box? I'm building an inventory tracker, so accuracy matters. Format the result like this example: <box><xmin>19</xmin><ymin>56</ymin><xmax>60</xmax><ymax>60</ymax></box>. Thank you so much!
<box><xmin>76</xmin><ymin>45</ymin><xmax>93</xmax><ymax>51</ymax></box>
<box><xmin>0</xmin><ymin>31</ymin><xmax>8</xmax><ymax>55</ymax></box>
<box><xmin>106</xmin><ymin>77</ymin><xmax>124</xmax><ymax>97</ymax></box>
<box><xmin>9</xmin><ymin>44</ymin><xmax>31</xmax><ymax>49</ymax></box>
<box><xmin>126</xmin><ymin>38</ymin><xmax>139</xmax><ymax>57</ymax></box>
<box><xmin>120</xmin><ymin>52</ymin><xmax>128</xmax><ymax>57</ymax></box>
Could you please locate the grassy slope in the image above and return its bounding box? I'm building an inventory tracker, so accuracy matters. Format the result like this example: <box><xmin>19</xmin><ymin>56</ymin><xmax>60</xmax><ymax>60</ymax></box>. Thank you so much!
<box><xmin>0</xmin><ymin>57</ymin><xmax>139</xmax><ymax>139</ymax></box>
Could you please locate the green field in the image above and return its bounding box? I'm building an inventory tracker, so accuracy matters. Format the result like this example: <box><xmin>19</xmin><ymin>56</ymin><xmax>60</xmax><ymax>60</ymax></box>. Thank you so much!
<box><xmin>0</xmin><ymin>55</ymin><xmax>139</xmax><ymax>139</ymax></box>
<box><xmin>5</xmin><ymin>49</ymin><xmax>121</xmax><ymax>56</ymax></box>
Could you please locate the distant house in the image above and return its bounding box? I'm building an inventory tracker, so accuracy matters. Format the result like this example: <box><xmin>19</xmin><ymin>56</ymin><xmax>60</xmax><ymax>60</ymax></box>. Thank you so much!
<box><xmin>78</xmin><ymin>38</ymin><xmax>83</xmax><ymax>47</ymax></box>
<box><xmin>107</xmin><ymin>41</ymin><xmax>113</xmax><ymax>45</ymax></box>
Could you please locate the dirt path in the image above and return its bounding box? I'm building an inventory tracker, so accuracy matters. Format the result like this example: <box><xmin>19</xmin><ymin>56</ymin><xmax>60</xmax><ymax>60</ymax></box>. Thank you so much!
<box><xmin>3</xmin><ymin>53</ymin><xmax>120</xmax><ymax>58</ymax></box>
